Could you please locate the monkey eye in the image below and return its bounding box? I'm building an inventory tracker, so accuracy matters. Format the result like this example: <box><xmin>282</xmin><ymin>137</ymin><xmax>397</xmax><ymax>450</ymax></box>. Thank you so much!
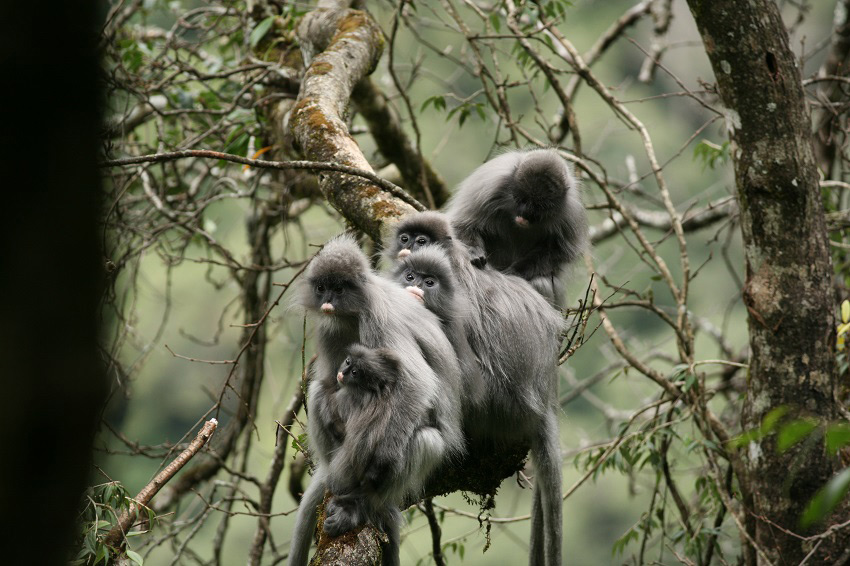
<box><xmin>405</xmin><ymin>273</ymin><xmax>414</xmax><ymax>282</ymax></box>
<box><xmin>424</xmin><ymin>278</ymin><xmax>435</xmax><ymax>287</ymax></box>
<box><xmin>416</xmin><ymin>236</ymin><xmax>428</xmax><ymax>245</ymax></box>
<box><xmin>351</xmin><ymin>368</ymin><xmax>358</xmax><ymax>376</ymax></box>
<box><xmin>316</xmin><ymin>284</ymin><xmax>325</xmax><ymax>293</ymax></box>
<box><xmin>334</xmin><ymin>285</ymin><xmax>344</xmax><ymax>294</ymax></box>
<box><xmin>344</xmin><ymin>356</ymin><xmax>351</xmax><ymax>366</ymax></box>
<box><xmin>399</xmin><ymin>234</ymin><xmax>409</xmax><ymax>243</ymax></box>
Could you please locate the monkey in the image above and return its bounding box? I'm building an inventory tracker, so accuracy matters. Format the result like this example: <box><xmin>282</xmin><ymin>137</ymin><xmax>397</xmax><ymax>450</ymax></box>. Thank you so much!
<box><xmin>385</xmin><ymin>211</ymin><xmax>566</xmax><ymax>566</ymax></box>
<box><xmin>391</xmin><ymin>246</ymin><xmax>485</xmax><ymax>407</ymax></box>
<box><xmin>322</xmin><ymin>345</ymin><xmax>444</xmax><ymax>539</ymax></box>
<box><xmin>444</xmin><ymin>148</ymin><xmax>588</xmax><ymax>307</ymax></box>
<box><xmin>288</xmin><ymin>234</ymin><xmax>464</xmax><ymax>566</ymax></box>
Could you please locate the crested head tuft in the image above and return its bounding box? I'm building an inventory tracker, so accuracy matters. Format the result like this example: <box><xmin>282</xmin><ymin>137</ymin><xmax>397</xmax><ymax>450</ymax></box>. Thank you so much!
<box><xmin>393</xmin><ymin>211</ymin><xmax>454</xmax><ymax>243</ymax></box>
<box><xmin>399</xmin><ymin>245</ymin><xmax>454</xmax><ymax>282</ymax></box>
<box><xmin>307</xmin><ymin>233</ymin><xmax>370</xmax><ymax>281</ymax></box>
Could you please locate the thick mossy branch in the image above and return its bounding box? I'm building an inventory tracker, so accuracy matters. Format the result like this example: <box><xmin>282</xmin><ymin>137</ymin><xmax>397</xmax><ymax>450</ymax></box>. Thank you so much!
<box><xmin>292</xmin><ymin>7</ymin><xmax>416</xmax><ymax>241</ymax></box>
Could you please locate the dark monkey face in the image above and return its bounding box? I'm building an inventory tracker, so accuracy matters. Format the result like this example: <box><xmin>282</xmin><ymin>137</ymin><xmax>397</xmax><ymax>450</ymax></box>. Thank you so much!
<box><xmin>511</xmin><ymin>178</ymin><xmax>565</xmax><ymax>227</ymax></box>
<box><xmin>398</xmin><ymin>268</ymin><xmax>439</xmax><ymax>304</ymax></box>
<box><xmin>389</xmin><ymin>212</ymin><xmax>454</xmax><ymax>260</ymax></box>
<box><xmin>395</xmin><ymin>231</ymin><xmax>433</xmax><ymax>259</ymax></box>
<box><xmin>308</xmin><ymin>274</ymin><xmax>366</xmax><ymax>316</ymax></box>
<box><xmin>336</xmin><ymin>355</ymin><xmax>359</xmax><ymax>384</ymax></box>
<box><xmin>336</xmin><ymin>346</ymin><xmax>399</xmax><ymax>393</ymax></box>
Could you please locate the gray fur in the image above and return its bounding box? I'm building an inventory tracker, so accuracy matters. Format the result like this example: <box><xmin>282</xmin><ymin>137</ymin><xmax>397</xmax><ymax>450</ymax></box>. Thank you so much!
<box><xmin>444</xmin><ymin>148</ymin><xmax>588</xmax><ymax>307</ymax></box>
<box><xmin>288</xmin><ymin>235</ymin><xmax>464</xmax><ymax>566</ymax></box>
<box><xmin>385</xmin><ymin>212</ymin><xmax>566</xmax><ymax>566</ymax></box>
<box><xmin>392</xmin><ymin>247</ymin><xmax>485</xmax><ymax>406</ymax></box>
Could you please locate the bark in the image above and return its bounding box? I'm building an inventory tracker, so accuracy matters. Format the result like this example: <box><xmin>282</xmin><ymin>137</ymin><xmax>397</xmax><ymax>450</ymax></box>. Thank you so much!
<box><xmin>686</xmin><ymin>1</ymin><xmax>847</xmax><ymax>563</ymax></box>
<box><xmin>291</xmin><ymin>6</ymin><xmax>417</xmax><ymax>242</ymax></box>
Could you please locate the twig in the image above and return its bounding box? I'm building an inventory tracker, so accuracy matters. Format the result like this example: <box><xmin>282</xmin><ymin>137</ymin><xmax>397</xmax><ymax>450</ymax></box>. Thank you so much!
<box><xmin>420</xmin><ymin>498</ymin><xmax>446</xmax><ymax>566</ymax></box>
<box><xmin>103</xmin><ymin>418</ymin><xmax>218</xmax><ymax>548</ymax></box>
<box><xmin>100</xmin><ymin>150</ymin><xmax>425</xmax><ymax>212</ymax></box>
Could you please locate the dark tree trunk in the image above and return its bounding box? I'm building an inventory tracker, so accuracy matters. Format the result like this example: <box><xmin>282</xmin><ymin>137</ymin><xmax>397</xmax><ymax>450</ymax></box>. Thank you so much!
<box><xmin>0</xmin><ymin>0</ymin><xmax>107</xmax><ymax>562</ymax></box>
<box><xmin>686</xmin><ymin>1</ymin><xmax>848</xmax><ymax>563</ymax></box>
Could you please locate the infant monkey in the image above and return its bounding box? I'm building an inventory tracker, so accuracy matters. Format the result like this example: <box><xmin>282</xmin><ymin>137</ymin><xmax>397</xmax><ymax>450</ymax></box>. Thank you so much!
<box><xmin>323</xmin><ymin>344</ymin><xmax>442</xmax><ymax>539</ymax></box>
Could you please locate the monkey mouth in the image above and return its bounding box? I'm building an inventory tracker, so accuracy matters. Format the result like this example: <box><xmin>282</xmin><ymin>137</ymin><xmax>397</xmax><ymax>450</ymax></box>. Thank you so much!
<box><xmin>406</xmin><ymin>286</ymin><xmax>424</xmax><ymax>302</ymax></box>
<box><xmin>336</xmin><ymin>371</ymin><xmax>344</xmax><ymax>384</ymax></box>
<box><xmin>515</xmin><ymin>216</ymin><xmax>530</xmax><ymax>227</ymax></box>
<box><xmin>321</xmin><ymin>303</ymin><xmax>335</xmax><ymax>314</ymax></box>
<box><xmin>397</xmin><ymin>248</ymin><xmax>411</xmax><ymax>258</ymax></box>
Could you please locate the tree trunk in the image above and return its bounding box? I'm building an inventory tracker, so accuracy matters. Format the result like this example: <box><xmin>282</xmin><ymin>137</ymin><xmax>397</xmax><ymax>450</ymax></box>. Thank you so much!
<box><xmin>686</xmin><ymin>1</ymin><xmax>847</xmax><ymax>563</ymax></box>
<box><xmin>0</xmin><ymin>0</ymin><xmax>108</xmax><ymax>562</ymax></box>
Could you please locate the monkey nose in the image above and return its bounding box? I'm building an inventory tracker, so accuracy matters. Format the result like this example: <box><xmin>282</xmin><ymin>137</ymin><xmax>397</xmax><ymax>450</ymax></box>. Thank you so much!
<box><xmin>397</xmin><ymin>248</ymin><xmax>411</xmax><ymax>258</ymax></box>
<box><xmin>515</xmin><ymin>216</ymin><xmax>529</xmax><ymax>227</ymax></box>
<box><xmin>336</xmin><ymin>371</ymin><xmax>344</xmax><ymax>383</ymax></box>
<box><xmin>406</xmin><ymin>286</ymin><xmax>425</xmax><ymax>302</ymax></box>
<box><xmin>321</xmin><ymin>303</ymin><xmax>335</xmax><ymax>314</ymax></box>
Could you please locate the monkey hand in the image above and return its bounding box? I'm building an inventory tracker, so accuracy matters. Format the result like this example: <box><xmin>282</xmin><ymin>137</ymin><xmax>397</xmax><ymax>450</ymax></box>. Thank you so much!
<box><xmin>323</xmin><ymin>497</ymin><xmax>361</xmax><ymax>537</ymax></box>
<box><xmin>469</xmin><ymin>246</ymin><xmax>487</xmax><ymax>268</ymax></box>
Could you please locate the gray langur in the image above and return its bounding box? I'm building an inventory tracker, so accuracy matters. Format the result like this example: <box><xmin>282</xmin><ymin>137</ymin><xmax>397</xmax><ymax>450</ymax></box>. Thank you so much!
<box><xmin>288</xmin><ymin>235</ymin><xmax>464</xmax><ymax>566</ymax></box>
<box><xmin>444</xmin><ymin>148</ymin><xmax>588</xmax><ymax>306</ymax></box>
<box><xmin>321</xmin><ymin>345</ymin><xmax>441</xmax><ymax>540</ymax></box>
<box><xmin>385</xmin><ymin>211</ymin><xmax>566</xmax><ymax>566</ymax></box>
<box><xmin>391</xmin><ymin>246</ymin><xmax>485</xmax><ymax>406</ymax></box>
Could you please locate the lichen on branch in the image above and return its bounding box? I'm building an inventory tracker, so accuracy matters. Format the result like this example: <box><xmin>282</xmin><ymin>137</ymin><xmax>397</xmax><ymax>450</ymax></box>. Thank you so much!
<box><xmin>291</xmin><ymin>6</ymin><xmax>417</xmax><ymax>241</ymax></box>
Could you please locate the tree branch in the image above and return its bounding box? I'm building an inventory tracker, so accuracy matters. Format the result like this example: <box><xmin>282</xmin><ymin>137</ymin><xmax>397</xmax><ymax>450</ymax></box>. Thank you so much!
<box><xmin>291</xmin><ymin>6</ymin><xmax>417</xmax><ymax>242</ymax></box>
<box><xmin>104</xmin><ymin>419</ymin><xmax>218</xmax><ymax>549</ymax></box>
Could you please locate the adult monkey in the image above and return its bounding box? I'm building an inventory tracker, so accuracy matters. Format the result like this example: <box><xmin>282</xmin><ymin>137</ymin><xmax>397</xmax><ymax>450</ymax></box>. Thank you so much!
<box><xmin>392</xmin><ymin>247</ymin><xmax>485</xmax><ymax>407</ymax></box>
<box><xmin>288</xmin><ymin>235</ymin><xmax>464</xmax><ymax>566</ymax></box>
<box><xmin>386</xmin><ymin>212</ymin><xmax>565</xmax><ymax>566</ymax></box>
<box><xmin>444</xmin><ymin>148</ymin><xmax>588</xmax><ymax>307</ymax></box>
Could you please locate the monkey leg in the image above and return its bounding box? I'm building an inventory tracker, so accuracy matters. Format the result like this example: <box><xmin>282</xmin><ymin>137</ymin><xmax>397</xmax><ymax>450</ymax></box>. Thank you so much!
<box><xmin>531</xmin><ymin>411</ymin><xmax>563</xmax><ymax>566</ymax></box>
<box><xmin>288</xmin><ymin>467</ymin><xmax>328</xmax><ymax>566</ymax></box>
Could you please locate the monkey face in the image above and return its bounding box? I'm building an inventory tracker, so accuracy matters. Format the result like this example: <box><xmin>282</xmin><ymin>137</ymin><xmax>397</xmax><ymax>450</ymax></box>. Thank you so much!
<box><xmin>336</xmin><ymin>355</ymin><xmax>359</xmax><ymax>385</ymax></box>
<box><xmin>395</xmin><ymin>231</ymin><xmax>434</xmax><ymax>258</ymax></box>
<box><xmin>336</xmin><ymin>346</ymin><xmax>399</xmax><ymax>393</ymax></box>
<box><xmin>399</xmin><ymin>268</ymin><xmax>439</xmax><ymax>305</ymax></box>
<box><xmin>511</xmin><ymin>178</ymin><xmax>566</xmax><ymax>227</ymax></box>
<box><xmin>309</xmin><ymin>274</ymin><xmax>366</xmax><ymax>316</ymax></box>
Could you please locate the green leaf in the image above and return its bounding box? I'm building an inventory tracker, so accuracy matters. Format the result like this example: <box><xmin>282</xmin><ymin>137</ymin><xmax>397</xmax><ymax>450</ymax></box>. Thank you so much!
<box><xmin>842</xmin><ymin>300</ymin><xmax>850</xmax><ymax>324</ymax></box>
<box><xmin>94</xmin><ymin>545</ymin><xmax>108</xmax><ymax>566</ymax></box>
<box><xmin>826</xmin><ymin>423</ymin><xmax>850</xmax><ymax>454</ymax></box>
<box><xmin>127</xmin><ymin>549</ymin><xmax>145</xmax><ymax>565</ymax></box>
<box><xmin>777</xmin><ymin>419</ymin><xmax>818</xmax><ymax>452</ymax></box>
<box><xmin>801</xmin><ymin>468</ymin><xmax>850</xmax><ymax>528</ymax></box>
<box><xmin>421</xmin><ymin>95</ymin><xmax>446</xmax><ymax>113</ymax></box>
<box><xmin>762</xmin><ymin>406</ymin><xmax>789</xmax><ymax>433</ymax></box>
<box><xmin>250</xmin><ymin>17</ymin><xmax>275</xmax><ymax>48</ymax></box>
<box><xmin>490</xmin><ymin>12</ymin><xmax>501</xmax><ymax>33</ymax></box>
